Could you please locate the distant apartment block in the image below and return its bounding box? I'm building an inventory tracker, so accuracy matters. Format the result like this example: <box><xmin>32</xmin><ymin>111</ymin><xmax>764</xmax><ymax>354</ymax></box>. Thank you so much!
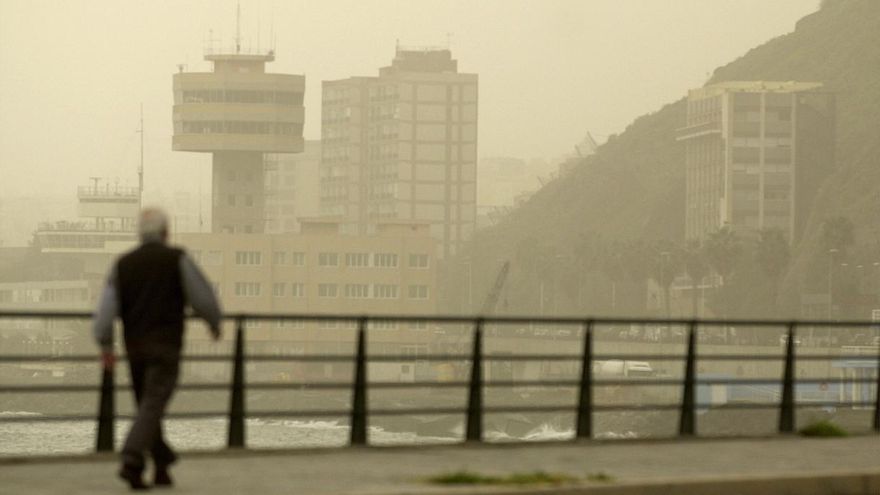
<box><xmin>175</xmin><ymin>219</ymin><xmax>437</xmax><ymax>379</ymax></box>
<box><xmin>320</xmin><ymin>47</ymin><xmax>478</xmax><ymax>258</ymax></box>
<box><xmin>264</xmin><ymin>140</ymin><xmax>321</xmax><ymax>234</ymax></box>
<box><xmin>172</xmin><ymin>45</ymin><xmax>305</xmax><ymax>234</ymax></box>
<box><xmin>678</xmin><ymin>81</ymin><xmax>835</xmax><ymax>242</ymax></box>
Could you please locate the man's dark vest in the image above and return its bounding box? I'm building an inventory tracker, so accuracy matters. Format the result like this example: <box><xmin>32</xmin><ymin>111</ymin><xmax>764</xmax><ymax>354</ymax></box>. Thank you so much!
<box><xmin>116</xmin><ymin>242</ymin><xmax>186</xmax><ymax>353</ymax></box>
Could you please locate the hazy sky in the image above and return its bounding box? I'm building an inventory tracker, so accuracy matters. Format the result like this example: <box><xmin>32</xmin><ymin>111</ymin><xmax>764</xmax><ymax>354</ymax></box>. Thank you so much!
<box><xmin>0</xmin><ymin>0</ymin><xmax>818</xmax><ymax>200</ymax></box>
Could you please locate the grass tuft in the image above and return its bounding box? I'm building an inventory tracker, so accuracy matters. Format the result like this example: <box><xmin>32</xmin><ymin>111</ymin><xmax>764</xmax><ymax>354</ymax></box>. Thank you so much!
<box><xmin>587</xmin><ymin>471</ymin><xmax>614</xmax><ymax>482</ymax></box>
<box><xmin>428</xmin><ymin>471</ymin><xmax>500</xmax><ymax>485</ymax></box>
<box><xmin>428</xmin><ymin>470</ymin><xmax>575</xmax><ymax>486</ymax></box>
<box><xmin>506</xmin><ymin>471</ymin><xmax>576</xmax><ymax>485</ymax></box>
<box><xmin>799</xmin><ymin>420</ymin><xmax>848</xmax><ymax>437</ymax></box>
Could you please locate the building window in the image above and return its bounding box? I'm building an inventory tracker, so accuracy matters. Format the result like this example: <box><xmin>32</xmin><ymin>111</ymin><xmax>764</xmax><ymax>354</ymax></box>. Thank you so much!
<box><xmin>228</xmin><ymin>195</ymin><xmax>236</xmax><ymax>206</ymax></box>
<box><xmin>291</xmin><ymin>283</ymin><xmax>305</xmax><ymax>298</ymax></box>
<box><xmin>272</xmin><ymin>251</ymin><xmax>288</xmax><ymax>265</ymax></box>
<box><xmin>408</xmin><ymin>321</ymin><xmax>428</xmax><ymax>331</ymax></box>
<box><xmin>344</xmin><ymin>284</ymin><xmax>370</xmax><ymax>299</ymax></box>
<box><xmin>407</xmin><ymin>285</ymin><xmax>429</xmax><ymax>299</ymax></box>
<box><xmin>234</xmin><ymin>282</ymin><xmax>261</xmax><ymax>297</ymax></box>
<box><xmin>408</xmin><ymin>254</ymin><xmax>429</xmax><ymax>269</ymax></box>
<box><xmin>318</xmin><ymin>320</ymin><xmax>338</xmax><ymax>329</ymax></box>
<box><xmin>245</xmin><ymin>195</ymin><xmax>254</xmax><ymax>207</ymax></box>
<box><xmin>291</xmin><ymin>252</ymin><xmax>306</xmax><ymax>266</ymax></box>
<box><xmin>345</xmin><ymin>252</ymin><xmax>370</xmax><ymax>267</ymax></box>
<box><xmin>235</xmin><ymin>251</ymin><xmax>262</xmax><ymax>265</ymax></box>
<box><xmin>318</xmin><ymin>252</ymin><xmax>339</xmax><ymax>267</ymax></box>
<box><xmin>318</xmin><ymin>283</ymin><xmax>338</xmax><ymax>298</ymax></box>
<box><xmin>369</xmin><ymin>320</ymin><xmax>398</xmax><ymax>330</ymax></box>
<box><xmin>373</xmin><ymin>253</ymin><xmax>398</xmax><ymax>268</ymax></box>
<box><xmin>373</xmin><ymin>284</ymin><xmax>398</xmax><ymax>299</ymax></box>
<box><xmin>272</xmin><ymin>283</ymin><xmax>286</xmax><ymax>297</ymax></box>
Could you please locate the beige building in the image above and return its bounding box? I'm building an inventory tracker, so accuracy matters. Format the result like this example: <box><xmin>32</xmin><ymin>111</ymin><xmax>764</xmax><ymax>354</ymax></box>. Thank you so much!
<box><xmin>320</xmin><ymin>47</ymin><xmax>478</xmax><ymax>258</ymax></box>
<box><xmin>172</xmin><ymin>46</ymin><xmax>306</xmax><ymax>234</ymax></box>
<box><xmin>175</xmin><ymin>219</ymin><xmax>438</xmax><ymax>379</ymax></box>
<box><xmin>678</xmin><ymin>81</ymin><xmax>835</xmax><ymax>242</ymax></box>
<box><xmin>264</xmin><ymin>140</ymin><xmax>321</xmax><ymax>234</ymax></box>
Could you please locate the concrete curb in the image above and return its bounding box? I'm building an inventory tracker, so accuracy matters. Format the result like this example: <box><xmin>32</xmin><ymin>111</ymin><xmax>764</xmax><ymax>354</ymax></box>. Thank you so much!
<box><xmin>401</xmin><ymin>469</ymin><xmax>880</xmax><ymax>495</ymax></box>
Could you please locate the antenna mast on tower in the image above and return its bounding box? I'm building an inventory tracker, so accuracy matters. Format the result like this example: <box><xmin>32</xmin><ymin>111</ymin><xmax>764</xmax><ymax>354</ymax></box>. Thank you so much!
<box><xmin>235</xmin><ymin>2</ymin><xmax>242</xmax><ymax>53</ymax></box>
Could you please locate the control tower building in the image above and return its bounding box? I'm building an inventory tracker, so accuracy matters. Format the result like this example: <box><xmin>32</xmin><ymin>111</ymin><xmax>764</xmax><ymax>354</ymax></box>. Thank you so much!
<box><xmin>172</xmin><ymin>44</ymin><xmax>305</xmax><ymax>234</ymax></box>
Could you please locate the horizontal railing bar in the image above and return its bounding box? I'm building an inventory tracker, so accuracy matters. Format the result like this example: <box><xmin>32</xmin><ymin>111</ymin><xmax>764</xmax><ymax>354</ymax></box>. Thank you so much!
<box><xmin>3</xmin><ymin>309</ymin><xmax>880</xmax><ymax>328</ymax></box>
<box><xmin>6</xmin><ymin>401</ymin><xmax>877</xmax><ymax>423</ymax></box>
<box><xmin>0</xmin><ymin>385</ymin><xmax>105</xmax><ymax>393</ymax></box>
<box><xmin>233</xmin><ymin>409</ymin><xmax>352</xmax><ymax>418</ymax></box>
<box><xmin>4</xmin><ymin>377</ymin><xmax>877</xmax><ymax>394</ymax></box>
<box><xmin>2</xmin><ymin>353</ymin><xmax>876</xmax><ymax>365</ymax></box>
<box><xmin>0</xmin><ymin>356</ymin><xmax>111</xmax><ymax>363</ymax></box>
<box><xmin>240</xmin><ymin>355</ymin><xmax>354</xmax><ymax>362</ymax></box>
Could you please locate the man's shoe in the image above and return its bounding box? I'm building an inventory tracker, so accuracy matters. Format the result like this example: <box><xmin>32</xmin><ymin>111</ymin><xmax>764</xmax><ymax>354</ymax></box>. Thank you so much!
<box><xmin>154</xmin><ymin>467</ymin><xmax>173</xmax><ymax>488</ymax></box>
<box><xmin>118</xmin><ymin>466</ymin><xmax>150</xmax><ymax>491</ymax></box>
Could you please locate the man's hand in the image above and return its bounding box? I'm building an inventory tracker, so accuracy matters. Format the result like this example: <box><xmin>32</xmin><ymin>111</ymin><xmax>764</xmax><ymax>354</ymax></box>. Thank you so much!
<box><xmin>210</xmin><ymin>327</ymin><xmax>221</xmax><ymax>341</ymax></box>
<box><xmin>101</xmin><ymin>350</ymin><xmax>116</xmax><ymax>371</ymax></box>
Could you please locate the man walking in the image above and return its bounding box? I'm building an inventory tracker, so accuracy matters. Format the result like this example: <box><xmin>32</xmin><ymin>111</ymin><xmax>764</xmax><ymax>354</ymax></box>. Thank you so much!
<box><xmin>94</xmin><ymin>208</ymin><xmax>221</xmax><ymax>490</ymax></box>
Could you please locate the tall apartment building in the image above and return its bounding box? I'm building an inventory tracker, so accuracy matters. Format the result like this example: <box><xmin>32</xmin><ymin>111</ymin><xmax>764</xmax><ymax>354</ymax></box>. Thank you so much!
<box><xmin>172</xmin><ymin>45</ymin><xmax>305</xmax><ymax>234</ymax></box>
<box><xmin>264</xmin><ymin>140</ymin><xmax>321</xmax><ymax>234</ymax></box>
<box><xmin>320</xmin><ymin>47</ymin><xmax>478</xmax><ymax>258</ymax></box>
<box><xmin>678</xmin><ymin>81</ymin><xmax>835</xmax><ymax>242</ymax></box>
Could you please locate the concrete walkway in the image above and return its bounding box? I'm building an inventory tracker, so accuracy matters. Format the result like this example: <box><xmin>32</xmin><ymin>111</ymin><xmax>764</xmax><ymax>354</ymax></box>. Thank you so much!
<box><xmin>2</xmin><ymin>436</ymin><xmax>879</xmax><ymax>494</ymax></box>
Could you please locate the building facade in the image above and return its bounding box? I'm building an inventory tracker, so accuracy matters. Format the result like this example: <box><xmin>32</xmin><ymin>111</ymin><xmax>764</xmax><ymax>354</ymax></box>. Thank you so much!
<box><xmin>172</xmin><ymin>47</ymin><xmax>305</xmax><ymax>234</ymax></box>
<box><xmin>320</xmin><ymin>47</ymin><xmax>478</xmax><ymax>258</ymax></box>
<box><xmin>175</xmin><ymin>219</ymin><xmax>438</xmax><ymax>379</ymax></box>
<box><xmin>678</xmin><ymin>81</ymin><xmax>835</xmax><ymax>242</ymax></box>
<box><xmin>264</xmin><ymin>140</ymin><xmax>321</xmax><ymax>234</ymax></box>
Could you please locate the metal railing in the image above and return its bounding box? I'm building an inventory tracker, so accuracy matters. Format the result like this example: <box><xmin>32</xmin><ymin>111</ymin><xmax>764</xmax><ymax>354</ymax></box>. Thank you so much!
<box><xmin>1</xmin><ymin>311</ymin><xmax>878</xmax><ymax>454</ymax></box>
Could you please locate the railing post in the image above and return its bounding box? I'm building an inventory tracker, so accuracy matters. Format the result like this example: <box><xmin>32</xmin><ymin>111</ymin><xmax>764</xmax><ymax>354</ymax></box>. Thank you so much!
<box><xmin>576</xmin><ymin>320</ymin><xmax>594</xmax><ymax>439</ymax></box>
<box><xmin>779</xmin><ymin>322</ymin><xmax>797</xmax><ymax>433</ymax></box>
<box><xmin>465</xmin><ymin>319</ymin><xmax>483</xmax><ymax>442</ymax></box>
<box><xmin>350</xmin><ymin>317</ymin><xmax>368</xmax><ymax>446</ymax></box>
<box><xmin>227</xmin><ymin>317</ymin><xmax>246</xmax><ymax>448</ymax></box>
<box><xmin>678</xmin><ymin>321</ymin><xmax>697</xmax><ymax>436</ymax></box>
<box><xmin>95</xmin><ymin>359</ymin><xmax>115</xmax><ymax>452</ymax></box>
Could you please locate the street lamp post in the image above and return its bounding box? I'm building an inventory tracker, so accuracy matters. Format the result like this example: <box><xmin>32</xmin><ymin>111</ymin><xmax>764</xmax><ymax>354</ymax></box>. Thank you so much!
<box><xmin>465</xmin><ymin>261</ymin><xmax>472</xmax><ymax>313</ymax></box>
<box><xmin>873</xmin><ymin>262</ymin><xmax>880</xmax><ymax>305</ymax></box>
<box><xmin>660</xmin><ymin>251</ymin><xmax>671</xmax><ymax>339</ymax></box>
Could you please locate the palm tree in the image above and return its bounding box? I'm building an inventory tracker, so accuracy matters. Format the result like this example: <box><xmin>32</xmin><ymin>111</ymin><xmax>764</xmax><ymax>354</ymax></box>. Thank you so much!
<box><xmin>755</xmin><ymin>228</ymin><xmax>790</xmax><ymax>315</ymax></box>
<box><xmin>704</xmin><ymin>226</ymin><xmax>742</xmax><ymax>287</ymax></box>
<box><xmin>704</xmin><ymin>226</ymin><xmax>742</xmax><ymax>340</ymax></box>
<box><xmin>821</xmin><ymin>216</ymin><xmax>855</xmax><ymax>256</ymax></box>
<box><xmin>649</xmin><ymin>240</ymin><xmax>682</xmax><ymax>325</ymax></box>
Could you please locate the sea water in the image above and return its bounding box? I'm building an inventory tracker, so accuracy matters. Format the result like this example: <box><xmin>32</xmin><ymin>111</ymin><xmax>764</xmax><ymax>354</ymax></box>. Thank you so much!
<box><xmin>0</xmin><ymin>411</ymin><xmax>456</xmax><ymax>456</ymax></box>
<box><xmin>1</xmin><ymin>410</ymin><xmax>639</xmax><ymax>456</ymax></box>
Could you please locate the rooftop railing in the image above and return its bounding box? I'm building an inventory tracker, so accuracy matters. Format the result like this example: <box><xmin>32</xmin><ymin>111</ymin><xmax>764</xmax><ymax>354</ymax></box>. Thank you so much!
<box><xmin>0</xmin><ymin>311</ymin><xmax>877</xmax><ymax>453</ymax></box>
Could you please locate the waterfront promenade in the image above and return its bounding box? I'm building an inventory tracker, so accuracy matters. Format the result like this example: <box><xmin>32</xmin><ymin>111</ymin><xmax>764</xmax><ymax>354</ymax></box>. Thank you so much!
<box><xmin>2</xmin><ymin>436</ymin><xmax>878</xmax><ymax>494</ymax></box>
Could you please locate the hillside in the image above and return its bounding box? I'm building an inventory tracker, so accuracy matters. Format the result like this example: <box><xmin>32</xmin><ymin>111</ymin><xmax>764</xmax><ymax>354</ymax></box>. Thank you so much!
<box><xmin>452</xmin><ymin>0</ymin><xmax>880</xmax><ymax>318</ymax></box>
<box><xmin>707</xmin><ymin>0</ymin><xmax>880</xmax><ymax>313</ymax></box>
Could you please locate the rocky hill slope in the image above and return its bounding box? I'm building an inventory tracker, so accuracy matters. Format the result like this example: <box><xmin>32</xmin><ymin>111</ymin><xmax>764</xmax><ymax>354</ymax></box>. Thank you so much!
<box><xmin>456</xmin><ymin>0</ymin><xmax>880</xmax><ymax>318</ymax></box>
